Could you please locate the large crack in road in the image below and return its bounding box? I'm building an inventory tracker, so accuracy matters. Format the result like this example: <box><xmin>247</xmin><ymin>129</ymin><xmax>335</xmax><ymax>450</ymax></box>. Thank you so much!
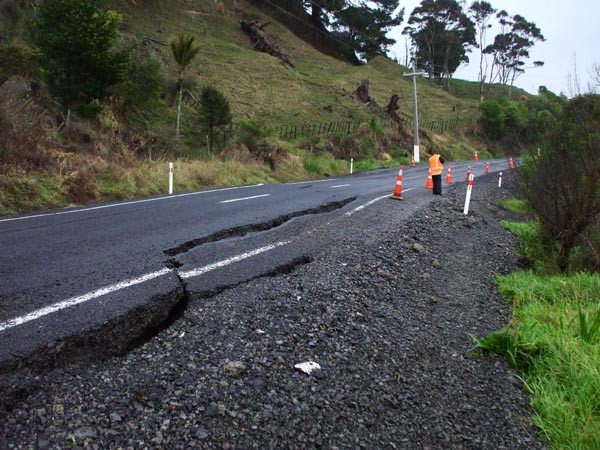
<box><xmin>0</xmin><ymin>200</ymin><xmax>353</xmax><ymax>410</ymax></box>
<box><xmin>163</xmin><ymin>198</ymin><xmax>355</xmax><ymax>258</ymax></box>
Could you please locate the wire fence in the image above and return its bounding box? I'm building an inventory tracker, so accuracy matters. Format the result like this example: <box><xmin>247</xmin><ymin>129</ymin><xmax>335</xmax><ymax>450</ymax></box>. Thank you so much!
<box><xmin>185</xmin><ymin>88</ymin><xmax>478</xmax><ymax>149</ymax></box>
<box><xmin>399</xmin><ymin>113</ymin><xmax>478</xmax><ymax>134</ymax></box>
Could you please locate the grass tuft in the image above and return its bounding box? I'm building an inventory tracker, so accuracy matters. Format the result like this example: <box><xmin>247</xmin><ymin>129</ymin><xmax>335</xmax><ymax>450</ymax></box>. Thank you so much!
<box><xmin>476</xmin><ymin>255</ymin><xmax>600</xmax><ymax>448</ymax></box>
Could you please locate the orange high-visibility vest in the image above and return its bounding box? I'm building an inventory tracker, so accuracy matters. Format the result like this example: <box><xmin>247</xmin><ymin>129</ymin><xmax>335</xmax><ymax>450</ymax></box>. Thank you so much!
<box><xmin>429</xmin><ymin>154</ymin><xmax>443</xmax><ymax>176</ymax></box>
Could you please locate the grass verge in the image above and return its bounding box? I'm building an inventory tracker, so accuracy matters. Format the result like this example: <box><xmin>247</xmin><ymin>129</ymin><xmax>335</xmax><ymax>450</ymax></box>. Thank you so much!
<box><xmin>475</xmin><ymin>200</ymin><xmax>600</xmax><ymax>449</ymax></box>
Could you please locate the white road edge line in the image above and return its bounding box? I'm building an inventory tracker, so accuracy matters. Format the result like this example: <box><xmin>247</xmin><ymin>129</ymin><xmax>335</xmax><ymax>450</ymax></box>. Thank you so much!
<box><xmin>0</xmin><ymin>268</ymin><xmax>173</xmax><ymax>332</ymax></box>
<box><xmin>218</xmin><ymin>194</ymin><xmax>271</xmax><ymax>204</ymax></box>
<box><xmin>0</xmin><ymin>240</ymin><xmax>291</xmax><ymax>332</ymax></box>
<box><xmin>330</xmin><ymin>184</ymin><xmax>351</xmax><ymax>188</ymax></box>
<box><xmin>344</xmin><ymin>188</ymin><xmax>415</xmax><ymax>216</ymax></box>
<box><xmin>180</xmin><ymin>241</ymin><xmax>290</xmax><ymax>279</ymax></box>
<box><xmin>0</xmin><ymin>183</ymin><xmax>266</xmax><ymax>224</ymax></box>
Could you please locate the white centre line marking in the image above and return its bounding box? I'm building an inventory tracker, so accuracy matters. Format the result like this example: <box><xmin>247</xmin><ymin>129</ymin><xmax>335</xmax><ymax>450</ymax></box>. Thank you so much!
<box><xmin>0</xmin><ymin>268</ymin><xmax>173</xmax><ymax>332</ymax></box>
<box><xmin>345</xmin><ymin>188</ymin><xmax>415</xmax><ymax>216</ymax></box>
<box><xmin>0</xmin><ymin>240</ymin><xmax>291</xmax><ymax>332</ymax></box>
<box><xmin>330</xmin><ymin>184</ymin><xmax>351</xmax><ymax>188</ymax></box>
<box><xmin>180</xmin><ymin>241</ymin><xmax>290</xmax><ymax>279</ymax></box>
<box><xmin>218</xmin><ymin>194</ymin><xmax>271</xmax><ymax>204</ymax></box>
<box><xmin>0</xmin><ymin>184</ymin><xmax>266</xmax><ymax>224</ymax></box>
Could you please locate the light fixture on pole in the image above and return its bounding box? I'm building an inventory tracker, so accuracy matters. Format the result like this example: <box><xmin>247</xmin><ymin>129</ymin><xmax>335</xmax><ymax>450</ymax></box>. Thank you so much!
<box><xmin>403</xmin><ymin>61</ymin><xmax>427</xmax><ymax>163</ymax></box>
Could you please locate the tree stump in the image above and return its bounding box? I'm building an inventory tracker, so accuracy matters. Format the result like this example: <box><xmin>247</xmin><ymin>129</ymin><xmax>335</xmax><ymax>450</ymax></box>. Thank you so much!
<box><xmin>356</xmin><ymin>79</ymin><xmax>372</xmax><ymax>103</ymax></box>
<box><xmin>386</xmin><ymin>94</ymin><xmax>401</xmax><ymax>122</ymax></box>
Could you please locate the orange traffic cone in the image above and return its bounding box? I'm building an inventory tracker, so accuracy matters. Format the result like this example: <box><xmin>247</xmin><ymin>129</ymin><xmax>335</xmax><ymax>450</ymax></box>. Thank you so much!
<box><xmin>425</xmin><ymin>168</ymin><xmax>433</xmax><ymax>189</ymax></box>
<box><xmin>465</xmin><ymin>165</ymin><xmax>471</xmax><ymax>179</ymax></box>
<box><xmin>484</xmin><ymin>161</ymin><xmax>490</xmax><ymax>174</ymax></box>
<box><xmin>411</xmin><ymin>156</ymin><xmax>416</xmax><ymax>167</ymax></box>
<box><xmin>508</xmin><ymin>157</ymin><xmax>515</xmax><ymax>169</ymax></box>
<box><xmin>445</xmin><ymin>165</ymin><xmax>453</xmax><ymax>184</ymax></box>
<box><xmin>390</xmin><ymin>166</ymin><xmax>405</xmax><ymax>201</ymax></box>
<box><xmin>474</xmin><ymin>151</ymin><xmax>479</xmax><ymax>161</ymax></box>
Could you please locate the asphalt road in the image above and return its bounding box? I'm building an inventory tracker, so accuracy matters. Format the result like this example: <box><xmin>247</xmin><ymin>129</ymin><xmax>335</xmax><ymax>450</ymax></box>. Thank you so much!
<box><xmin>0</xmin><ymin>158</ymin><xmax>511</xmax><ymax>369</ymax></box>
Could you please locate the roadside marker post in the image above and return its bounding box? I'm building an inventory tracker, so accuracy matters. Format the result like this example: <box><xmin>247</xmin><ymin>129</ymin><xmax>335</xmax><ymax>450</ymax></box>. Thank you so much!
<box><xmin>350</xmin><ymin>158</ymin><xmax>353</xmax><ymax>174</ymax></box>
<box><xmin>169</xmin><ymin>162</ymin><xmax>174</xmax><ymax>195</ymax></box>
<box><xmin>463</xmin><ymin>174</ymin><xmax>474</xmax><ymax>215</ymax></box>
<box><xmin>498</xmin><ymin>171</ymin><xmax>502</xmax><ymax>188</ymax></box>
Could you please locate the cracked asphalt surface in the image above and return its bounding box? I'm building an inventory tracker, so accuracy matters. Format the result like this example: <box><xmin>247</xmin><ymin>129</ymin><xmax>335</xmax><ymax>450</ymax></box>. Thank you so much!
<box><xmin>0</xmin><ymin>169</ymin><xmax>546</xmax><ymax>449</ymax></box>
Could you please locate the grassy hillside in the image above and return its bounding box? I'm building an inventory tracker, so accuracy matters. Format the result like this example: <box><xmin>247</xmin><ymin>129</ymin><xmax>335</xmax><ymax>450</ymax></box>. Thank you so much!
<box><xmin>0</xmin><ymin>0</ymin><xmax>528</xmax><ymax>216</ymax></box>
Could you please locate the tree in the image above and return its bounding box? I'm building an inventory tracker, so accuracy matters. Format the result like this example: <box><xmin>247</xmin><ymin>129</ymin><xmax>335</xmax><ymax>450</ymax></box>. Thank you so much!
<box><xmin>303</xmin><ymin>0</ymin><xmax>403</xmax><ymax>61</ymax></box>
<box><xmin>170</xmin><ymin>33</ymin><xmax>200</xmax><ymax>139</ymax></box>
<box><xmin>34</xmin><ymin>0</ymin><xmax>127</xmax><ymax>115</ymax></box>
<box><xmin>479</xmin><ymin>97</ymin><xmax>527</xmax><ymax>140</ymax></box>
<box><xmin>333</xmin><ymin>1</ymin><xmax>403</xmax><ymax>61</ymax></box>
<box><xmin>197</xmin><ymin>86</ymin><xmax>232</xmax><ymax>153</ymax></box>
<box><xmin>484</xmin><ymin>11</ymin><xmax>545</xmax><ymax>94</ymax></box>
<box><xmin>403</xmin><ymin>0</ymin><xmax>475</xmax><ymax>87</ymax></box>
<box><xmin>468</xmin><ymin>1</ymin><xmax>496</xmax><ymax>101</ymax></box>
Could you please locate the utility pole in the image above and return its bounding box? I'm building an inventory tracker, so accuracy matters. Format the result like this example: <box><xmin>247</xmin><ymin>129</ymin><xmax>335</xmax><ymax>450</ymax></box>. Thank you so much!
<box><xmin>403</xmin><ymin>62</ymin><xmax>427</xmax><ymax>163</ymax></box>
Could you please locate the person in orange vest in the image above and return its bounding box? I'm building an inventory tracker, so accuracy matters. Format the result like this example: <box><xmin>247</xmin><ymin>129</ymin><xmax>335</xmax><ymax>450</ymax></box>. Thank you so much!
<box><xmin>429</xmin><ymin>148</ymin><xmax>445</xmax><ymax>195</ymax></box>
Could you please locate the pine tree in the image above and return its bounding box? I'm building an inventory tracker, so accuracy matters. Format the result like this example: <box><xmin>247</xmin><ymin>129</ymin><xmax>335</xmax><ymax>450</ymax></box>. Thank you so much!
<box><xmin>34</xmin><ymin>0</ymin><xmax>127</xmax><ymax>114</ymax></box>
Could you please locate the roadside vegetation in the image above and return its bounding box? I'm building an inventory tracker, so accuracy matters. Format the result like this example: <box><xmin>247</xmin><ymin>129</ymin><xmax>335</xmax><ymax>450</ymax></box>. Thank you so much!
<box><xmin>475</xmin><ymin>95</ymin><xmax>600</xmax><ymax>449</ymax></box>
<box><xmin>0</xmin><ymin>0</ymin><xmax>543</xmax><ymax>216</ymax></box>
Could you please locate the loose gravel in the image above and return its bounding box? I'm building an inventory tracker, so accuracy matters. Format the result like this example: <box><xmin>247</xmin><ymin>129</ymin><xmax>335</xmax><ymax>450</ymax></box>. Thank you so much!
<box><xmin>0</xmin><ymin>170</ymin><xmax>546</xmax><ymax>449</ymax></box>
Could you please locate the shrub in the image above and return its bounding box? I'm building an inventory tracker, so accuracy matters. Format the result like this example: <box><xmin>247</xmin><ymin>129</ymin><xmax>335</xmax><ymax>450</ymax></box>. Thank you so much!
<box><xmin>480</xmin><ymin>97</ymin><xmax>528</xmax><ymax>140</ymax></box>
<box><xmin>519</xmin><ymin>94</ymin><xmax>600</xmax><ymax>272</ymax></box>
<box><xmin>0</xmin><ymin>43</ymin><xmax>40</xmax><ymax>77</ymax></box>
<box><xmin>197</xmin><ymin>86</ymin><xmax>232</xmax><ymax>153</ymax></box>
<box><xmin>479</xmin><ymin>99</ymin><xmax>505</xmax><ymax>139</ymax></box>
<box><xmin>236</xmin><ymin>119</ymin><xmax>268</xmax><ymax>154</ymax></box>
<box><xmin>119</xmin><ymin>51</ymin><xmax>164</xmax><ymax>122</ymax></box>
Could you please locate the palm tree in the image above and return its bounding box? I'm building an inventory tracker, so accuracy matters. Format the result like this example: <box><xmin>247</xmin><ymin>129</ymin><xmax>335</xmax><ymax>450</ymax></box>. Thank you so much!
<box><xmin>170</xmin><ymin>33</ymin><xmax>201</xmax><ymax>139</ymax></box>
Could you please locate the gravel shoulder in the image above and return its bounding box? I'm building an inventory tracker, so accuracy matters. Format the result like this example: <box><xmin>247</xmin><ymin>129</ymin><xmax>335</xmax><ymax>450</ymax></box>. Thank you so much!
<box><xmin>0</xmin><ymin>170</ymin><xmax>546</xmax><ymax>449</ymax></box>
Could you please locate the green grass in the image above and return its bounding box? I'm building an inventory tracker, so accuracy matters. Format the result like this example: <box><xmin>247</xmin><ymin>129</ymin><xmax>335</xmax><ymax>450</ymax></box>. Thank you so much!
<box><xmin>0</xmin><ymin>175</ymin><xmax>66</xmax><ymax>215</ymax></box>
<box><xmin>500</xmin><ymin>198</ymin><xmax>531</xmax><ymax>214</ymax></box>
<box><xmin>0</xmin><ymin>0</ymin><xmax>509</xmax><ymax>216</ymax></box>
<box><xmin>107</xmin><ymin>0</ymin><xmax>486</xmax><ymax>128</ymax></box>
<box><xmin>491</xmin><ymin>272</ymin><xmax>600</xmax><ymax>449</ymax></box>
<box><xmin>501</xmin><ymin>221</ymin><xmax>549</xmax><ymax>270</ymax></box>
<box><xmin>475</xmin><ymin>199</ymin><xmax>600</xmax><ymax>449</ymax></box>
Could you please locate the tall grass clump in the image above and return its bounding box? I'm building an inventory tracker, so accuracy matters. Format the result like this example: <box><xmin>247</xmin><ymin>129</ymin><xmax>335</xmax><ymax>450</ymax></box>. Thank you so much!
<box><xmin>489</xmin><ymin>272</ymin><xmax>600</xmax><ymax>448</ymax></box>
<box><xmin>476</xmin><ymin>196</ymin><xmax>600</xmax><ymax>449</ymax></box>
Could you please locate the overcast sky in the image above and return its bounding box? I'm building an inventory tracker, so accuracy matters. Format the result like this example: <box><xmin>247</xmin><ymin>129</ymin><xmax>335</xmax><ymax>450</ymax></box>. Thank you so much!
<box><xmin>387</xmin><ymin>0</ymin><xmax>600</xmax><ymax>96</ymax></box>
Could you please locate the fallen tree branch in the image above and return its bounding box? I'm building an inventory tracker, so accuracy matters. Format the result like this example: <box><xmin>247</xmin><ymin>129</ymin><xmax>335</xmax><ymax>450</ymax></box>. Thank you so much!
<box><xmin>240</xmin><ymin>20</ymin><xmax>294</xmax><ymax>68</ymax></box>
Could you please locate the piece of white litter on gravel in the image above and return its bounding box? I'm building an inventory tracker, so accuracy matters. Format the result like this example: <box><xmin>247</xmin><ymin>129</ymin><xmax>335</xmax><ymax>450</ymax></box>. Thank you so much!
<box><xmin>256</xmin><ymin>329</ymin><xmax>266</xmax><ymax>334</ymax></box>
<box><xmin>294</xmin><ymin>361</ymin><xmax>321</xmax><ymax>375</ymax></box>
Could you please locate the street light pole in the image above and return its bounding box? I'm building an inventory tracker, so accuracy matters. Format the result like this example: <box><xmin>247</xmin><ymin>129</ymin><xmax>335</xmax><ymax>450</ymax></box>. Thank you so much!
<box><xmin>403</xmin><ymin>62</ymin><xmax>427</xmax><ymax>163</ymax></box>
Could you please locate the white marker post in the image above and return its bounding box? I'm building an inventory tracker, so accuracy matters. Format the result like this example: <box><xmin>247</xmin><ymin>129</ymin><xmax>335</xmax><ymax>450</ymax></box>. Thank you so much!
<box><xmin>168</xmin><ymin>162</ymin><xmax>174</xmax><ymax>195</ymax></box>
<box><xmin>498</xmin><ymin>171</ymin><xmax>502</xmax><ymax>188</ymax></box>
<box><xmin>350</xmin><ymin>158</ymin><xmax>354</xmax><ymax>174</ymax></box>
<box><xmin>463</xmin><ymin>173</ymin><xmax>474</xmax><ymax>215</ymax></box>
